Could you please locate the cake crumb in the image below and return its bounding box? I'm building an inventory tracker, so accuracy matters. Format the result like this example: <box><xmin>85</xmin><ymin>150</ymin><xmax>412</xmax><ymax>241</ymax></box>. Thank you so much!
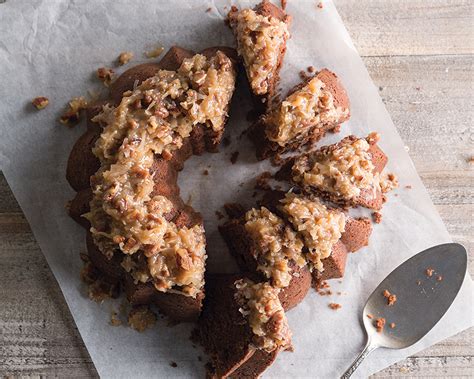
<box><xmin>230</xmin><ymin>151</ymin><xmax>239</xmax><ymax>164</ymax></box>
<box><xmin>331</xmin><ymin>124</ymin><xmax>341</xmax><ymax>133</ymax></box>
<box><xmin>426</xmin><ymin>267</ymin><xmax>435</xmax><ymax>277</ymax></box>
<box><xmin>317</xmin><ymin>1</ymin><xmax>323</xmax><ymax>9</ymax></box>
<box><xmin>224</xmin><ymin>203</ymin><xmax>245</xmax><ymax>219</ymax></box>
<box><xmin>97</xmin><ymin>67</ymin><xmax>115</xmax><ymax>86</ymax></box>
<box><xmin>146</xmin><ymin>46</ymin><xmax>164</xmax><ymax>58</ymax></box>
<box><xmin>467</xmin><ymin>156</ymin><xmax>474</xmax><ymax>164</ymax></box>
<box><xmin>280</xmin><ymin>0</ymin><xmax>287</xmax><ymax>10</ymax></box>
<box><xmin>307</xmin><ymin>66</ymin><xmax>315</xmax><ymax>73</ymax></box>
<box><xmin>374</xmin><ymin>317</ymin><xmax>386</xmax><ymax>332</ymax></box>
<box><xmin>416</xmin><ymin>280</ymin><xmax>422</xmax><ymax>285</ymax></box>
<box><xmin>223</xmin><ymin>136</ymin><xmax>231</xmax><ymax>147</ymax></box>
<box><xmin>366</xmin><ymin>314</ymin><xmax>373</xmax><ymax>319</ymax></box>
<box><xmin>202</xmin><ymin>169</ymin><xmax>209</xmax><ymax>176</ymax></box>
<box><xmin>118</xmin><ymin>51</ymin><xmax>133</xmax><ymax>66</ymax></box>
<box><xmin>318</xmin><ymin>289</ymin><xmax>332</xmax><ymax>296</ymax></box>
<box><xmin>59</xmin><ymin>96</ymin><xmax>88</xmax><ymax>125</ymax></box>
<box><xmin>255</xmin><ymin>171</ymin><xmax>272</xmax><ymax>190</ymax></box>
<box><xmin>437</xmin><ymin>275</ymin><xmax>443</xmax><ymax>282</ymax></box>
<box><xmin>110</xmin><ymin>311</ymin><xmax>122</xmax><ymax>326</ymax></box>
<box><xmin>329</xmin><ymin>303</ymin><xmax>341</xmax><ymax>310</ymax></box>
<box><xmin>252</xmin><ymin>191</ymin><xmax>258</xmax><ymax>198</ymax></box>
<box><xmin>390</xmin><ymin>322</ymin><xmax>396</xmax><ymax>329</ymax></box>
<box><xmin>270</xmin><ymin>153</ymin><xmax>285</xmax><ymax>166</ymax></box>
<box><xmin>372</xmin><ymin>211</ymin><xmax>382</xmax><ymax>224</ymax></box>
<box><xmin>205</xmin><ymin>7</ymin><xmax>212</xmax><ymax>12</ymax></box>
<box><xmin>170</xmin><ymin>361</ymin><xmax>178</xmax><ymax>368</ymax></box>
<box><xmin>399</xmin><ymin>366</ymin><xmax>409</xmax><ymax>374</ymax></box>
<box><xmin>198</xmin><ymin>355</ymin><xmax>203</xmax><ymax>362</ymax></box>
<box><xmin>128</xmin><ymin>306</ymin><xmax>157</xmax><ymax>332</ymax></box>
<box><xmin>383</xmin><ymin>289</ymin><xmax>397</xmax><ymax>306</ymax></box>
<box><xmin>32</xmin><ymin>96</ymin><xmax>49</xmax><ymax>110</ymax></box>
<box><xmin>215</xmin><ymin>210</ymin><xmax>224</xmax><ymax>220</ymax></box>
<box><xmin>405</xmin><ymin>185</ymin><xmax>412</xmax><ymax>189</ymax></box>
<box><xmin>299</xmin><ymin>70</ymin><xmax>309</xmax><ymax>80</ymax></box>
<box><xmin>321</xmin><ymin>281</ymin><xmax>330</xmax><ymax>289</ymax></box>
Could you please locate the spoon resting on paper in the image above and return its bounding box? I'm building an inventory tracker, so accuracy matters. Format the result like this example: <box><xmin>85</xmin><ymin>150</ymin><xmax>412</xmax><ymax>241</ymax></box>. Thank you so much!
<box><xmin>341</xmin><ymin>243</ymin><xmax>467</xmax><ymax>378</ymax></box>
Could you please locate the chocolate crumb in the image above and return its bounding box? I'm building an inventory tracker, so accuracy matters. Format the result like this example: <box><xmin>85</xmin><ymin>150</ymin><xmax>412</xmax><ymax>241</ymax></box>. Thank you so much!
<box><xmin>255</xmin><ymin>171</ymin><xmax>273</xmax><ymax>190</ymax></box>
<box><xmin>321</xmin><ymin>281</ymin><xmax>330</xmax><ymax>289</ymax></box>
<box><xmin>32</xmin><ymin>96</ymin><xmax>49</xmax><ymax>110</ymax></box>
<box><xmin>223</xmin><ymin>136</ymin><xmax>231</xmax><ymax>147</ymax></box>
<box><xmin>415</xmin><ymin>86</ymin><xmax>421</xmax><ymax>91</ymax></box>
<box><xmin>329</xmin><ymin>303</ymin><xmax>341</xmax><ymax>310</ymax></box>
<box><xmin>307</xmin><ymin>66</ymin><xmax>315</xmax><ymax>73</ymax></box>
<box><xmin>170</xmin><ymin>361</ymin><xmax>178</xmax><ymax>368</ymax></box>
<box><xmin>437</xmin><ymin>275</ymin><xmax>443</xmax><ymax>282</ymax></box>
<box><xmin>215</xmin><ymin>210</ymin><xmax>224</xmax><ymax>220</ymax></box>
<box><xmin>375</xmin><ymin>317</ymin><xmax>386</xmax><ymax>332</ymax></box>
<box><xmin>202</xmin><ymin>169</ymin><xmax>209</xmax><ymax>176</ymax></box>
<box><xmin>206</xmin><ymin>7</ymin><xmax>212</xmax><ymax>12</ymax></box>
<box><xmin>252</xmin><ymin>191</ymin><xmax>258</xmax><ymax>198</ymax></box>
<box><xmin>224</xmin><ymin>203</ymin><xmax>245</xmax><ymax>219</ymax></box>
<box><xmin>367</xmin><ymin>314</ymin><xmax>373</xmax><ymax>319</ymax></box>
<box><xmin>467</xmin><ymin>156</ymin><xmax>474</xmax><ymax>164</ymax></box>
<box><xmin>372</xmin><ymin>211</ymin><xmax>382</xmax><ymax>224</ymax></box>
<box><xmin>299</xmin><ymin>70</ymin><xmax>309</xmax><ymax>80</ymax></box>
<box><xmin>317</xmin><ymin>1</ymin><xmax>323</xmax><ymax>9</ymax></box>
<box><xmin>198</xmin><ymin>355</ymin><xmax>203</xmax><ymax>362</ymax></box>
<box><xmin>230</xmin><ymin>151</ymin><xmax>239</xmax><ymax>164</ymax></box>
<box><xmin>405</xmin><ymin>185</ymin><xmax>412</xmax><ymax>189</ymax></box>
<box><xmin>331</xmin><ymin>124</ymin><xmax>342</xmax><ymax>133</ymax></box>
<box><xmin>426</xmin><ymin>267</ymin><xmax>435</xmax><ymax>277</ymax></box>
<box><xmin>390</xmin><ymin>322</ymin><xmax>396</xmax><ymax>329</ymax></box>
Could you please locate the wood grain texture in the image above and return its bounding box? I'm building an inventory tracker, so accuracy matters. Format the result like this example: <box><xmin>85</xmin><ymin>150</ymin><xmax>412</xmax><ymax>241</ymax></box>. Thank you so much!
<box><xmin>0</xmin><ymin>0</ymin><xmax>472</xmax><ymax>377</ymax></box>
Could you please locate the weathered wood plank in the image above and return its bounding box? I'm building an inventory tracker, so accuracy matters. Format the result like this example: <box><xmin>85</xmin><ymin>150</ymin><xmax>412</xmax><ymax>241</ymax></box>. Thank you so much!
<box><xmin>337</xmin><ymin>0</ymin><xmax>474</xmax><ymax>57</ymax></box>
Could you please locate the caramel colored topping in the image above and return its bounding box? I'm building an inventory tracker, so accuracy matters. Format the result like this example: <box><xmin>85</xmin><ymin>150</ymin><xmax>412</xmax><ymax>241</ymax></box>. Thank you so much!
<box><xmin>279</xmin><ymin>193</ymin><xmax>345</xmax><ymax>272</ymax></box>
<box><xmin>235</xmin><ymin>279</ymin><xmax>292</xmax><ymax>352</ymax></box>
<box><xmin>266</xmin><ymin>76</ymin><xmax>349</xmax><ymax>146</ymax></box>
<box><xmin>245</xmin><ymin>207</ymin><xmax>305</xmax><ymax>288</ymax></box>
<box><xmin>229</xmin><ymin>8</ymin><xmax>289</xmax><ymax>95</ymax></box>
<box><xmin>86</xmin><ymin>52</ymin><xmax>236</xmax><ymax>297</ymax></box>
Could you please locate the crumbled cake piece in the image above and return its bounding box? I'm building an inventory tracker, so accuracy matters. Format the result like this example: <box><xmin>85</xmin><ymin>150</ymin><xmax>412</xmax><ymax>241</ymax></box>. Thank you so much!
<box><xmin>372</xmin><ymin>211</ymin><xmax>382</xmax><ymax>224</ymax></box>
<box><xmin>437</xmin><ymin>275</ymin><xmax>443</xmax><ymax>282</ymax></box>
<box><xmin>280</xmin><ymin>0</ymin><xmax>287</xmax><ymax>10</ymax></box>
<box><xmin>264</xmin><ymin>74</ymin><xmax>349</xmax><ymax>147</ymax></box>
<box><xmin>307</xmin><ymin>66</ymin><xmax>315</xmax><ymax>73</ymax></box>
<box><xmin>375</xmin><ymin>317</ymin><xmax>386</xmax><ymax>332</ymax></box>
<box><xmin>405</xmin><ymin>185</ymin><xmax>412</xmax><ymax>189</ymax></box>
<box><xmin>417</xmin><ymin>280</ymin><xmax>422</xmax><ymax>285</ymax></box>
<box><xmin>110</xmin><ymin>311</ymin><xmax>122</xmax><ymax>326</ymax></box>
<box><xmin>230</xmin><ymin>151</ymin><xmax>239</xmax><ymax>164</ymax></box>
<box><xmin>170</xmin><ymin>361</ymin><xmax>178</xmax><ymax>368</ymax></box>
<box><xmin>329</xmin><ymin>303</ymin><xmax>341</xmax><ymax>310</ymax></box>
<box><xmin>244</xmin><ymin>207</ymin><xmax>305</xmax><ymax>287</ymax></box>
<box><xmin>32</xmin><ymin>96</ymin><xmax>49</xmax><ymax>110</ymax></box>
<box><xmin>146</xmin><ymin>46</ymin><xmax>165</xmax><ymax>58</ymax></box>
<box><xmin>234</xmin><ymin>278</ymin><xmax>292</xmax><ymax>352</ymax></box>
<box><xmin>366</xmin><ymin>313</ymin><xmax>373</xmax><ymax>319</ymax></box>
<box><xmin>59</xmin><ymin>96</ymin><xmax>88</xmax><ymax>125</ymax></box>
<box><xmin>86</xmin><ymin>52</ymin><xmax>236</xmax><ymax>298</ymax></box>
<box><xmin>317</xmin><ymin>2</ymin><xmax>324</xmax><ymax>9</ymax></box>
<box><xmin>206</xmin><ymin>7</ymin><xmax>212</xmax><ymax>13</ymax></box>
<box><xmin>118</xmin><ymin>51</ymin><xmax>134</xmax><ymax>66</ymax></box>
<box><xmin>203</xmin><ymin>169</ymin><xmax>209</xmax><ymax>176</ymax></box>
<box><xmin>255</xmin><ymin>171</ymin><xmax>273</xmax><ymax>190</ymax></box>
<box><xmin>128</xmin><ymin>306</ymin><xmax>157</xmax><ymax>332</ymax></box>
<box><xmin>215</xmin><ymin>210</ymin><xmax>224</xmax><ymax>220</ymax></box>
<box><xmin>97</xmin><ymin>67</ymin><xmax>115</xmax><ymax>86</ymax></box>
<box><xmin>390</xmin><ymin>322</ymin><xmax>396</xmax><ymax>329</ymax></box>
<box><xmin>426</xmin><ymin>267</ymin><xmax>435</xmax><ymax>277</ymax></box>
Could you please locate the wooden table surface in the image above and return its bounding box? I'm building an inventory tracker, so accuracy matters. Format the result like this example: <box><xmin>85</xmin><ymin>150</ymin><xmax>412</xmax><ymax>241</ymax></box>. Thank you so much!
<box><xmin>0</xmin><ymin>0</ymin><xmax>472</xmax><ymax>377</ymax></box>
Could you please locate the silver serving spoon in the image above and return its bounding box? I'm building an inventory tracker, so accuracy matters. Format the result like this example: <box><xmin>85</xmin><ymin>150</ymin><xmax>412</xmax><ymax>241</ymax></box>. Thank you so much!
<box><xmin>341</xmin><ymin>243</ymin><xmax>467</xmax><ymax>378</ymax></box>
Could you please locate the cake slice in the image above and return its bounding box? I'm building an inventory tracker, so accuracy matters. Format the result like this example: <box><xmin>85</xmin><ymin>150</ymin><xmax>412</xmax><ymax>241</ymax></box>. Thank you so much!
<box><xmin>228</xmin><ymin>0</ymin><xmax>291</xmax><ymax>102</ymax></box>
<box><xmin>249</xmin><ymin>69</ymin><xmax>351</xmax><ymax>160</ymax></box>
<box><xmin>196</xmin><ymin>275</ymin><xmax>292</xmax><ymax>378</ymax></box>
<box><xmin>220</xmin><ymin>190</ymin><xmax>372</xmax><ymax>307</ymax></box>
<box><xmin>276</xmin><ymin>133</ymin><xmax>397</xmax><ymax>210</ymax></box>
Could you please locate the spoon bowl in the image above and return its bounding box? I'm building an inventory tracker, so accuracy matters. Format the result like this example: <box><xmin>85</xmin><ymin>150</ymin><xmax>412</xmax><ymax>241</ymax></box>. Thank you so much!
<box><xmin>342</xmin><ymin>243</ymin><xmax>467</xmax><ymax>378</ymax></box>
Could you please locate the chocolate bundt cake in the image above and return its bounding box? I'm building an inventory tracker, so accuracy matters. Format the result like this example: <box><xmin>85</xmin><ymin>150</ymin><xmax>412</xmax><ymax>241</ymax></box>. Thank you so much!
<box><xmin>276</xmin><ymin>133</ymin><xmax>398</xmax><ymax>210</ymax></box>
<box><xmin>228</xmin><ymin>0</ymin><xmax>291</xmax><ymax>104</ymax></box>
<box><xmin>66</xmin><ymin>46</ymin><xmax>237</xmax><ymax>322</ymax></box>
<box><xmin>195</xmin><ymin>275</ymin><xmax>292</xmax><ymax>378</ymax></box>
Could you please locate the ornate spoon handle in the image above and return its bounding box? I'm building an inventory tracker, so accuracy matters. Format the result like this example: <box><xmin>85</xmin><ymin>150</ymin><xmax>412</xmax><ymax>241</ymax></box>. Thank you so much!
<box><xmin>341</xmin><ymin>337</ymin><xmax>378</xmax><ymax>379</ymax></box>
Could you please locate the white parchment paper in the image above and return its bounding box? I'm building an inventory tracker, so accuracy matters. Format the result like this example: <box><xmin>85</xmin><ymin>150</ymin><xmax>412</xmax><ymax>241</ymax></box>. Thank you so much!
<box><xmin>0</xmin><ymin>1</ymin><xmax>472</xmax><ymax>377</ymax></box>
